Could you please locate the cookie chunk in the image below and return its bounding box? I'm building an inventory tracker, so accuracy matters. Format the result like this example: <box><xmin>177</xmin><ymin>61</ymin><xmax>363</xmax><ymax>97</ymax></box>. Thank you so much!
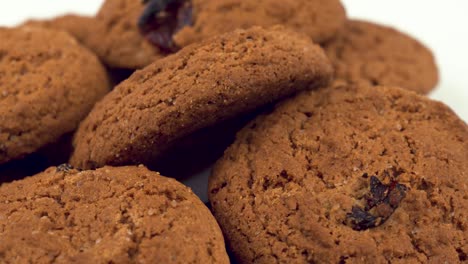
<box><xmin>209</xmin><ymin>82</ymin><xmax>467</xmax><ymax>263</ymax></box>
<box><xmin>324</xmin><ymin>20</ymin><xmax>439</xmax><ymax>94</ymax></box>
<box><xmin>70</xmin><ymin>26</ymin><xmax>333</xmax><ymax>169</ymax></box>
<box><xmin>84</xmin><ymin>0</ymin><xmax>346</xmax><ymax>69</ymax></box>
<box><xmin>0</xmin><ymin>27</ymin><xmax>109</xmax><ymax>165</ymax></box>
<box><xmin>0</xmin><ymin>165</ymin><xmax>229</xmax><ymax>263</ymax></box>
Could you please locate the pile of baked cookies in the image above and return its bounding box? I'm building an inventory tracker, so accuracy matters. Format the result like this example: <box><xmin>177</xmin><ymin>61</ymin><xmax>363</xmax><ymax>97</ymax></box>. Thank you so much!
<box><xmin>0</xmin><ymin>0</ymin><xmax>466</xmax><ymax>263</ymax></box>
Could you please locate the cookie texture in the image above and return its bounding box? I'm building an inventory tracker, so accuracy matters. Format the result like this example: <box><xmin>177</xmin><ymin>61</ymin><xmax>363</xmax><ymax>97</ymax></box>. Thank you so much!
<box><xmin>209</xmin><ymin>83</ymin><xmax>467</xmax><ymax>263</ymax></box>
<box><xmin>0</xmin><ymin>27</ymin><xmax>109</xmax><ymax>165</ymax></box>
<box><xmin>88</xmin><ymin>0</ymin><xmax>346</xmax><ymax>69</ymax></box>
<box><xmin>70</xmin><ymin>26</ymin><xmax>333</xmax><ymax>169</ymax></box>
<box><xmin>24</xmin><ymin>15</ymin><xmax>97</xmax><ymax>46</ymax></box>
<box><xmin>0</xmin><ymin>165</ymin><xmax>229</xmax><ymax>263</ymax></box>
<box><xmin>324</xmin><ymin>20</ymin><xmax>439</xmax><ymax>94</ymax></box>
<box><xmin>173</xmin><ymin>0</ymin><xmax>346</xmax><ymax>47</ymax></box>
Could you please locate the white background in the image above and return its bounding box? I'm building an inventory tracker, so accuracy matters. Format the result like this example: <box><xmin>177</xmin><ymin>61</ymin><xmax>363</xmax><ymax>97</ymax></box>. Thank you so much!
<box><xmin>1</xmin><ymin>1</ymin><xmax>467</xmax><ymax>201</ymax></box>
<box><xmin>0</xmin><ymin>0</ymin><xmax>466</xmax><ymax>121</ymax></box>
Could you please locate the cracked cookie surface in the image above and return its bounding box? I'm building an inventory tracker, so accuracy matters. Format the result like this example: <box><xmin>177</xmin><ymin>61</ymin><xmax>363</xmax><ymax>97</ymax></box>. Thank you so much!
<box><xmin>0</xmin><ymin>165</ymin><xmax>229</xmax><ymax>263</ymax></box>
<box><xmin>209</xmin><ymin>82</ymin><xmax>467</xmax><ymax>263</ymax></box>
<box><xmin>70</xmin><ymin>26</ymin><xmax>333</xmax><ymax>169</ymax></box>
<box><xmin>0</xmin><ymin>26</ymin><xmax>109</xmax><ymax>165</ymax></box>
<box><xmin>324</xmin><ymin>20</ymin><xmax>439</xmax><ymax>94</ymax></box>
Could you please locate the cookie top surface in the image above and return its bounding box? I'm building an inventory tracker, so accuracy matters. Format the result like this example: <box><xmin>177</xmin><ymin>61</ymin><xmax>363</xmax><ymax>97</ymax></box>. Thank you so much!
<box><xmin>174</xmin><ymin>0</ymin><xmax>346</xmax><ymax>46</ymax></box>
<box><xmin>209</xmin><ymin>83</ymin><xmax>468</xmax><ymax>263</ymax></box>
<box><xmin>0</xmin><ymin>165</ymin><xmax>229</xmax><ymax>263</ymax></box>
<box><xmin>91</xmin><ymin>0</ymin><xmax>346</xmax><ymax>69</ymax></box>
<box><xmin>324</xmin><ymin>20</ymin><xmax>439</xmax><ymax>94</ymax></box>
<box><xmin>70</xmin><ymin>26</ymin><xmax>333</xmax><ymax>170</ymax></box>
<box><xmin>0</xmin><ymin>26</ymin><xmax>109</xmax><ymax>165</ymax></box>
<box><xmin>24</xmin><ymin>15</ymin><xmax>97</xmax><ymax>45</ymax></box>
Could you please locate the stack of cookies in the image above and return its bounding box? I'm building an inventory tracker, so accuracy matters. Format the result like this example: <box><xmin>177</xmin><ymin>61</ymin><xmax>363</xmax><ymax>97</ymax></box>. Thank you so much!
<box><xmin>0</xmin><ymin>0</ymin><xmax>466</xmax><ymax>263</ymax></box>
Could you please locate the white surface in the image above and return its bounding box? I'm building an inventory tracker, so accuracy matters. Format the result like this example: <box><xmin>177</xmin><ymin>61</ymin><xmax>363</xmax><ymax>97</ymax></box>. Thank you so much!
<box><xmin>0</xmin><ymin>1</ymin><xmax>103</xmax><ymax>22</ymax></box>
<box><xmin>0</xmin><ymin>1</ymin><xmax>467</xmax><ymax>202</ymax></box>
<box><xmin>0</xmin><ymin>1</ymin><xmax>466</xmax><ymax>121</ymax></box>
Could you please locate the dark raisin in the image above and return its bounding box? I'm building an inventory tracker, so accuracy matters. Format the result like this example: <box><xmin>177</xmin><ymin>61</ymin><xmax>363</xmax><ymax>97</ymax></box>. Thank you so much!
<box><xmin>346</xmin><ymin>174</ymin><xmax>407</xmax><ymax>231</ymax></box>
<box><xmin>456</xmin><ymin>248</ymin><xmax>467</xmax><ymax>262</ymax></box>
<box><xmin>56</xmin><ymin>163</ymin><xmax>74</xmax><ymax>172</ymax></box>
<box><xmin>346</xmin><ymin>206</ymin><xmax>378</xmax><ymax>231</ymax></box>
<box><xmin>366</xmin><ymin>176</ymin><xmax>389</xmax><ymax>209</ymax></box>
<box><xmin>138</xmin><ymin>0</ymin><xmax>193</xmax><ymax>53</ymax></box>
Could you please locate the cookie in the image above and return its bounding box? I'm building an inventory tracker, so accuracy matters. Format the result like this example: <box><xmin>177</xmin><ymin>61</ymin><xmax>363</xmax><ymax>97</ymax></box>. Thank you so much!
<box><xmin>324</xmin><ymin>20</ymin><xmax>439</xmax><ymax>94</ymax></box>
<box><xmin>209</xmin><ymin>82</ymin><xmax>468</xmax><ymax>263</ymax></box>
<box><xmin>0</xmin><ymin>27</ymin><xmax>109</xmax><ymax>165</ymax></box>
<box><xmin>81</xmin><ymin>0</ymin><xmax>346</xmax><ymax>69</ymax></box>
<box><xmin>70</xmin><ymin>26</ymin><xmax>333</xmax><ymax>169</ymax></box>
<box><xmin>0</xmin><ymin>165</ymin><xmax>229</xmax><ymax>263</ymax></box>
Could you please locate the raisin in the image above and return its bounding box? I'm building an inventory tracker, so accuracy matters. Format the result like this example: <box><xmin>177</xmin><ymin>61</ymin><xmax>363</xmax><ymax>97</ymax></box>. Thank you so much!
<box><xmin>456</xmin><ymin>248</ymin><xmax>467</xmax><ymax>262</ymax></box>
<box><xmin>366</xmin><ymin>176</ymin><xmax>389</xmax><ymax>209</ymax></box>
<box><xmin>138</xmin><ymin>0</ymin><xmax>193</xmax><ymax>53</ymax></box>
<box><xmin>346</xmin><ymin>206</ymin><xmax>378</xmax><ymax>231</ymax></box>
<box><xmin>346</xmin><ymin>175</ymin><xmax>407</xmax><ymax>231</ymax></box>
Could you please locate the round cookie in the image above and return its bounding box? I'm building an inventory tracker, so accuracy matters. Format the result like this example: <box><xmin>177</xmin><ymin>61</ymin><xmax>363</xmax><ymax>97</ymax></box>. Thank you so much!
<box><xmin>209</xmin><ymin>82</ymin><xmax>467</xmax><ymax>263</ymax></box>
<box><xmin>0</xmin><ymin>26</ymin><xmax>109</xmax><ymax>165</ymax></box>
<box><xmin>0</xmin><ymin>165</ymin><xmax>229</xmax><ymax>263</ymax></box>
<box><xmin>85</xmin><ymin>0</ymin><xmax>346</xmax><ymax>69</ymax></box>
<box><xmin>324</xmin><ymin>20</ymin><xmax>439</xmax><ymax>94</ymax></box>
<box><xmin>70</xmin><ymin>26</ymin><xmax>333</xmax><ymax>169</ymax></box>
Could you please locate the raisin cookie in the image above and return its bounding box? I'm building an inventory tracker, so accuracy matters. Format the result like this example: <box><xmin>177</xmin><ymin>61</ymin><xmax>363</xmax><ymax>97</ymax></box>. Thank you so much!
<box><xmin>324</xmin><ymin>20</ymin><xmax>439</xmax><ymax>94</ymax></box>
<box><xmin>70</xmin><ymin>26</ymin><xmax>333</xmax><ymax>169</ymax></box>
<box><xmin>0</xmin><ymin>27</ymin><xmax>109</xmax><ymax>165</ymax></box>
<box><xmin>72</xmin><ymin>0</ymin><xmax>346</xmax><ymax>69</ymax></box>
<box><xmin>209</xmin><ymin>82</ymin><xmax>467</xmax><ymax>263</ymax></box>
<box><xmin>0</xmin><ymin>165</ymin><xmax>229</xmax><ymax>263</ymax></box>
